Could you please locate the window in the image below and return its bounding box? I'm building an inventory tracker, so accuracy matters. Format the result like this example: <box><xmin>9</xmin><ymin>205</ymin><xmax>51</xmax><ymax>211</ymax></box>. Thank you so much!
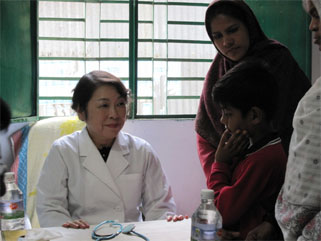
<box><xmin>38</xmin><ymin>0</ymin><xmax>214</xmax><ymax>117</ymax></box>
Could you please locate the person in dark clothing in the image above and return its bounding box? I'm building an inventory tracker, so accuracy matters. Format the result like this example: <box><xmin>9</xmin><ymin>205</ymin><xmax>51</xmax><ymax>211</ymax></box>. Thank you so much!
<box><xmin>195</xmin><ymin>0</ymin><xmax>311</xmax><ymax>183</ymax></box>
<box><xmin>0</xmin><ymin>98</ymin><xmax>12</xmax><ymax>196</ymax></box>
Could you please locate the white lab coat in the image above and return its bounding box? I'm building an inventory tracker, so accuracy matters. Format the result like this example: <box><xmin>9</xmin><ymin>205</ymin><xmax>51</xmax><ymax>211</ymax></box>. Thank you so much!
<box><xmin>36</xmin><ymin>128</ymin><xmax>176</xmax><ymax>227</ymax></box>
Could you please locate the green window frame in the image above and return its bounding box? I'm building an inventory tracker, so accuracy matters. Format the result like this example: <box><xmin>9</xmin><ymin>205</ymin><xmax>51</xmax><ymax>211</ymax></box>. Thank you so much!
<box><xmin>37</xmin><ymin>0</ymin><xmax>212</xmax><ymax>119</ymax></box>
<box><xmin>1</xmin><ymin>0</ymin><xmax>310</xmax><ymax>121</ymax></box>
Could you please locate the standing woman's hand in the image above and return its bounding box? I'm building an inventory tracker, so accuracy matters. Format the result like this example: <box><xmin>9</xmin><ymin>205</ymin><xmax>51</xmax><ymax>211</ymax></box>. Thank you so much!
<box><xmin>218</xmin><ymin>229</ymin><xmax>241</xmax><ymax>240</ymax></box>
<box><xmin>245</xmin><ymin>221</ymin><xmax>275</xmax><ymax>240</ymax></box>
<box><xmin>215</xmin><ymin>129</ymin><xmax>249</xmax><ymax>164</ymax></box>
<box><xmin>62</xmin><ymin>219</ymin><xmax>90</xmax><ymax>229</ymax></box>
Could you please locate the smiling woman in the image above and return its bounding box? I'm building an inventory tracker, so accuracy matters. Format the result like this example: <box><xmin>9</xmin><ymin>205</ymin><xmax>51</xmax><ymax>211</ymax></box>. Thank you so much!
<box><xmin>72</xmin><ymin>72</ymin><xmax>129</xmax><ymax>148</ymax></box>
<box><xmin>36</xmin><ymin>70</ymin><xmax>176</xmax><ymax>228</ymax></box>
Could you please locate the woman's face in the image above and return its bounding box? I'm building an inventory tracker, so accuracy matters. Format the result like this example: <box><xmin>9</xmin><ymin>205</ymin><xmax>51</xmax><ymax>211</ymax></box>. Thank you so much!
<box><xmin>306</xmin><ymin>0</ymin><xmax>321</xmax><ymax>50</ymax></box>
<box><xmin>78</xmin><ymin>85</ymin><xmax>127</xmax><ymax>147</ymax></box>
<box><xmin>210</xmin><ymin>14</ymin><xmax>250</xmax><ymax>61</ymax></box>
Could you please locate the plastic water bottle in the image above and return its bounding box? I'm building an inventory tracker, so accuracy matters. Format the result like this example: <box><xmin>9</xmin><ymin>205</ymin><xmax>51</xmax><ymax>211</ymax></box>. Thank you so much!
<box><xmin>191</xmin><ymin>189</ymin><xmax>222</xmax><ymax>241</ymax></box>
<box><xmin>0</xmin><ymin>172</ymin><xmax>25</xmax><ymax>230</ymax></box>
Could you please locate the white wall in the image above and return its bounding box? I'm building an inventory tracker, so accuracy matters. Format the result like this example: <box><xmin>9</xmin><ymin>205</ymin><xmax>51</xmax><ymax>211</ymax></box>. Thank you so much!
<box><xmin>0</xmin><ymin>119</ymin><xmax>206</xmax><ymax>217</ymax></box>
<box><xmin>123</xmin><ymin>119</ymin><xmax>206</xmax><ymax>217</ymax></box>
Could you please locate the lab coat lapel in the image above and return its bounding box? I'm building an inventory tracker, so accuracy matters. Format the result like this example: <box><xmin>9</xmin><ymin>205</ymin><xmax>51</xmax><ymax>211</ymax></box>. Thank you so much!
<box><xmin>79</xmin><ymin>128</ymin><xmax>121</xmax><ymax>198</ymax></box>
<box><xmin>106</xmin><ymin>132</ymin><xmax>130</xmax><ymax>179</ymax></box>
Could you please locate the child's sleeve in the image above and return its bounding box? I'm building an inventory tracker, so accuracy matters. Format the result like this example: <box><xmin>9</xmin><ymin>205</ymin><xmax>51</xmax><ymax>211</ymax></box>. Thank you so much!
<box><xmin>208</xmin><ymin>150</ymin><xmax>285</xmax><ymax>227</ymax></box>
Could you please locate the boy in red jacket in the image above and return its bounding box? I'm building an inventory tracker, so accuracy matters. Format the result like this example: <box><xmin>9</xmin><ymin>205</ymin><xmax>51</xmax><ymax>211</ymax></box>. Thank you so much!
<box><xmin>208</xmin><ymin>59</ymin><xmax>287</xmax><ymax>240</ymax></box>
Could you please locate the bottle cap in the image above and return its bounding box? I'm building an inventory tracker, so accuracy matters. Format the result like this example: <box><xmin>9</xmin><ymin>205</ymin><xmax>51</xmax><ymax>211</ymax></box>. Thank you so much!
<box><xmin>4</xmin><ymin>172</ymin><xmax>15</xmax><ymax>183</ymax></box>
<box><xmin>201</xmin><ymin>189</ymin><xmax>214</xmax><ymax>200</ymax></box>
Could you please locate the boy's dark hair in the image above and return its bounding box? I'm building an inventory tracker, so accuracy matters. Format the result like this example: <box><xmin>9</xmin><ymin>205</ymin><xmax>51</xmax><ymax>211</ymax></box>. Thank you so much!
<box><xmin>212</xmin><ymin>58</ymin><xmax>278</xmax><ymax>121</ymax></box>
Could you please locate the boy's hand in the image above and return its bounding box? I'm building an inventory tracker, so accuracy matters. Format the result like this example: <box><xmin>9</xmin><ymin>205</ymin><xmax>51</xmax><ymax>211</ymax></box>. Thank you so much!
<box><xmin>215</xmin><ymin>129</ymin><xmax>249</xmax><ymax>164</ymax></box>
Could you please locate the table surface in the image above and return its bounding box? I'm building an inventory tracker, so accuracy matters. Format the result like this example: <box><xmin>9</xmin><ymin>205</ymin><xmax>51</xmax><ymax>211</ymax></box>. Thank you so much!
<box><xmin>1</xmin><ymin>219</ymin><xmax>191</xmax><ymax>241</ymax></box>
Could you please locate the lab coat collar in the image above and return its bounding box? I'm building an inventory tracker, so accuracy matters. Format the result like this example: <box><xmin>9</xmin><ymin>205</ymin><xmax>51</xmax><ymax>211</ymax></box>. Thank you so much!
<box><xmin>106</xmin><ymin>131</ymin><xmax>130</xmax><ymax>179</ymax></box>
<box><xmin>78</xmin><ymin>128</ymin><xmax>130</xmax><ymax>198</ymax></box>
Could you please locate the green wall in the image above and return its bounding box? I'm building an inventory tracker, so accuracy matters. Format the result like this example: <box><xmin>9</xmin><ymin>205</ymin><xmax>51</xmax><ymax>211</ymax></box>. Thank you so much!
<box><xmin>0</xmin><ymin>0</ymin><xmax>37</xmax><ymax>119</ymax></box>
<box><xmin>246</xmin><ymin>0</ymin><xmax>311</xmax><ymax>78</ymax></box>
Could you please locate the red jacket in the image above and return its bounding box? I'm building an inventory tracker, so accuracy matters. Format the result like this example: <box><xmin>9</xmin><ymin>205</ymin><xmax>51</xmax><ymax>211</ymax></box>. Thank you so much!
<box><xmin>208</xmin><ymin>137</ymin><xmax>287</xmax><ymax>239</ymax></box>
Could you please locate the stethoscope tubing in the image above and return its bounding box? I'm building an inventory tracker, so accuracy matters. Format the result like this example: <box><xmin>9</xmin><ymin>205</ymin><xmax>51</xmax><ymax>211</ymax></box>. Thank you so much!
<box><xmin>92</xmin><ymin>220</ymin><xmax>149</xmax><ymax>241</ymax></box>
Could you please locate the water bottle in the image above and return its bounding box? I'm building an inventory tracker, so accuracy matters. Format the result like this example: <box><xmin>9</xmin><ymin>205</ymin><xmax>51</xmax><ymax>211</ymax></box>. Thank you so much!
<box><xmin>191</xmin><ymin>189</ymin><xmax>222</xmax><ymax>241</ymax></box>
<box><xmin>0</xmin><ymin>172</ymin><xmax>25</xmax><ymax>230</ymax></box>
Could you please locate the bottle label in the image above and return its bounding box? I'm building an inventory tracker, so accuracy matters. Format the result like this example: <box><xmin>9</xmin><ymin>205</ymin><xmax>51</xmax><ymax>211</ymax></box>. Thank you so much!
<box><xmin>0</xmin><ymin>200</ymin><xmax>24</xmax><ymax>219</ymax></box>
<box><xmin>191</xmin><ymin>223</ymin><xmax>221</xmax><ymax>241</ymax></box>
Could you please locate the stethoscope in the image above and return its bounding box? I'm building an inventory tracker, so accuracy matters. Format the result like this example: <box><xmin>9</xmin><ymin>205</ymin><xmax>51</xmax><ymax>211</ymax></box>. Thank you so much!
<box><xmin>91</xmin><ymin>220</ymin><xmax>149</xmax><ymax>241</ymax></box>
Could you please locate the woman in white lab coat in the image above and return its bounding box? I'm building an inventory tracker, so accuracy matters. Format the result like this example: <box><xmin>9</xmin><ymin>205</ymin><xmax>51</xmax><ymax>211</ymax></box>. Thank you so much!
<box><xmin>36</xmin><ymin>71</ymin><xmax>176</xmax><ymax>228</ymax></box>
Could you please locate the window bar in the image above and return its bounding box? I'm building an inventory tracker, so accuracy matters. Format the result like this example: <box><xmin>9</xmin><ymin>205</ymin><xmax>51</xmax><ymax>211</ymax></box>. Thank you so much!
<box><xmin>99</xmin><ymin>0</ymin><xmax>102</xmax><ymax>70</ymax></box>
<box><xmin>151</xmin><ymin>0</ymin><xmax>155</xmax><ymax>115</ymax></box>
<box><xmin>166</xmin><ymin>0</ymin><xmax>169</xmax><ymax>115</ymax></box>
<box><xmin>129</xmin><ymin>0</ymin><xmax>138</xmax><ymax>118</ymax></box>
<box><xmin>84</xmin><ymin>2</ymin><xmax>87</xmax><ymax>74</ymax></box>
<box><xmin>36</xmin><ymin>0</ymin><xmax>40</xmax><ymax>117</ymax></box>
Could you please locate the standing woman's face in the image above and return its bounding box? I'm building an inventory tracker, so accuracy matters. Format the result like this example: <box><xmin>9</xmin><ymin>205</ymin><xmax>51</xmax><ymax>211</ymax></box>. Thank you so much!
<box><xmin>306</xmin><ymin>0</ymin><xmax>321</xmax><ymax>50</ymax></box>
<box><xmin>78</xmin><ymin>85</ymin><xmax>127</xmax><ymax>148</ymax></box>
<box><xmin>210</xmin><ymin>14</ymin><xmax>250</xmax><ymax>61</ymax></box>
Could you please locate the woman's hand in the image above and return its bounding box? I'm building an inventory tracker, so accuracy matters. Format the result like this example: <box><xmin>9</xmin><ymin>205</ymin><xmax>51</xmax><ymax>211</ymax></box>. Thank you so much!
<box><xmin>245</xmin><ymin>221</ymin><xmax>275</xmax><ymax>240</ymax></box>
<box><xmin>215</xmin><ymin>129</ymin><xmax>249</xmax><ymax>164</ymax></box>
<box><xmin>62</xmin><ymin>219</ymin><xmax>90</xmax><ymax>229</ymax></box>
<box><xmin>166</xmin><ymin>214</ymin><xmax>189</xmax><ymax>222</ymax></box>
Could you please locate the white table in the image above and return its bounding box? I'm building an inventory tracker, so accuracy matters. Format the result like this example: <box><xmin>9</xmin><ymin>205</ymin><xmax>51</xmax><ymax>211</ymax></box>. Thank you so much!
<box><xmin>1</xmin><ymin>219</ymin><xmax>191</xmax><ymax>241</ymax></box>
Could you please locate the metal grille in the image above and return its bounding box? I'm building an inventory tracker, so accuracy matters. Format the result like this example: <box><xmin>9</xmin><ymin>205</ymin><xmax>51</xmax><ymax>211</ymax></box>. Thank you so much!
<box><xmin>38</xmin><ymin>0</ymin><xmax>216</xmax><ymax>117</ymax></box>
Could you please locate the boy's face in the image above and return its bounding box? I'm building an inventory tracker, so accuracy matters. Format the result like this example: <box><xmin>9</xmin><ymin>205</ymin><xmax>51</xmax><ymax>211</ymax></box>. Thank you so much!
<box><xmin>220</xmin><ymin>105</ymin><xmax>249</xmax><ymax>134</ymax></box>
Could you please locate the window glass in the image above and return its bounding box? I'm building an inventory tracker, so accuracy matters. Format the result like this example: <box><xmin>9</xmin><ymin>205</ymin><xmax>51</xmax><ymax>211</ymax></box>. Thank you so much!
<box><xmin>38</xmin><ymin>1</ymin><xmax>130</xmax><ymax>117</ymax></box>
<box><xmin>38</xmin><ymin>0</ymin><xmax>213</xmax><ymax>117</ymax></box>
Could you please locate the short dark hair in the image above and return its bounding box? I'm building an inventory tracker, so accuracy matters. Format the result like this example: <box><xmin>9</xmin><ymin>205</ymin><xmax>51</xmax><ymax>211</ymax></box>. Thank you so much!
<box><xmin>71</xmin><ymin>70</ymin><xmax>130</xmax><ymax>114</ymax></box>
<box><xmin>212</xmin><ymin>58</ymin><xmax>278</xmax><ymax>121</ymax></box>
<box><xmin>0</xmin><ymin>98</ymin><xmax>11</xmax><ymax>131</ymax></box>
